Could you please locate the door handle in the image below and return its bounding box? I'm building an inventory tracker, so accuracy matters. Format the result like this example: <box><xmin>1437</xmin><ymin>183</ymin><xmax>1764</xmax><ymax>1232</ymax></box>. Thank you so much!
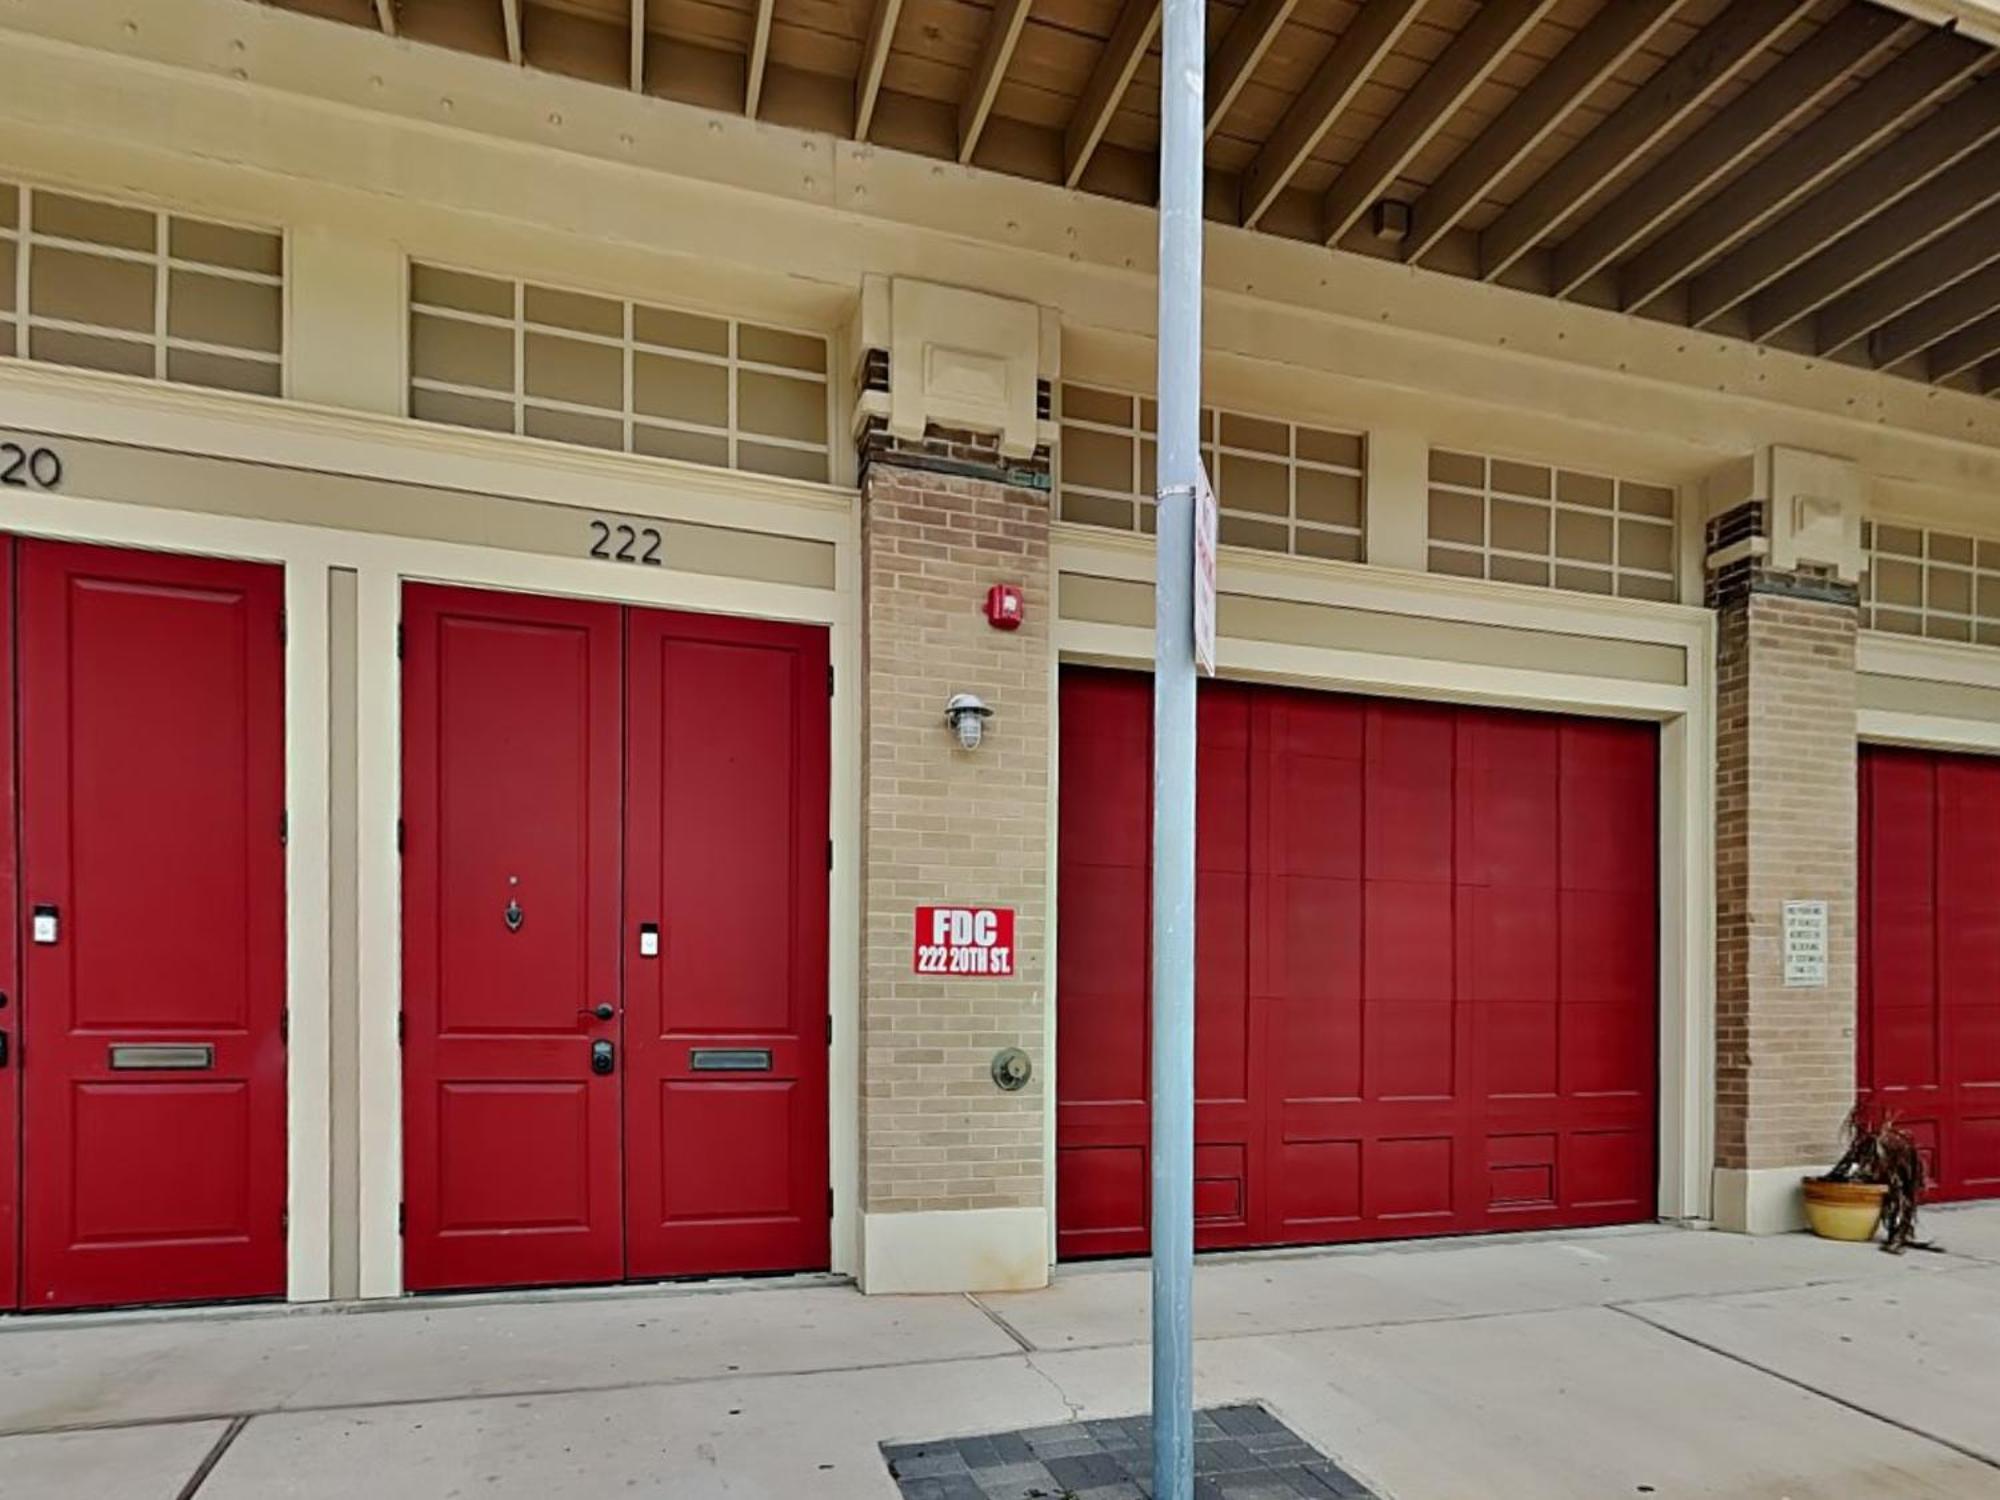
<box><xmin>590</xmin><ymin>1039</ymin><xmax>616</xmax><ymax>1075</ymax></box>
<box><xmin>579</xmin><ymin>1003</ymin><xmax>615</xmax><ymax>1022</ymax></box>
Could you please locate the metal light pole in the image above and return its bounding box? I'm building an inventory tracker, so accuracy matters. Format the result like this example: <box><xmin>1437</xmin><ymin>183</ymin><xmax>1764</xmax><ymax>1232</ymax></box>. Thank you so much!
<box><xmin>1150</xmin><ymin>0</ymin><xmax>1204</xmax><ymax>1487</ymax></box>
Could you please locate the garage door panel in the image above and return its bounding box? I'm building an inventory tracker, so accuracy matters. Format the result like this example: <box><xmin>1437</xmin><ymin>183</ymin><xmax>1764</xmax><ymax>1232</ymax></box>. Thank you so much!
<box><xmin>1938</xmin><ymin>913</ymin><xmax>2000</xmax><ymax>998</ymax></box>
<box><xmin>1059</xmin><ymin>672</ymin><xmax>1150</xmax><ymax>867</ymax></box>
<box><xmin>1560</xmin><ymin>725</ymin><xmax>1657</xmax><ymax>895</ymax></box>
<box><xmin>1960</xmin><ymin>1115</ymin><xmax>2000</xmax><ymax>1191</ymax></box>
<box><xmin>1058</xmin><ymin>669</ymin><xmax>1659</xmax><ymax>1255</ymax></box>
<box><xmin>1938</xmin><ymin>760</ymin><xmax>2000</xmax><ymax>879</ymax></box>
<box><xmin>1867</xmin><ymin>904</ymin><xmax>1937</xmax><ymax>1009</ymax></box>
<box><xmin>1952</xmin><ymin>1005</ymin><xmax>2000</xmax><ymax>1085</ymax></box>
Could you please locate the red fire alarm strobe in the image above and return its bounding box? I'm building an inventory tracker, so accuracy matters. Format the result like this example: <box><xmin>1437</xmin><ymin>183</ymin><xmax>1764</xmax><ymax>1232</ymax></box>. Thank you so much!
<box><xmin>985</xmin><ymin>583</ymin><xmax>1024</xmax><ymax>631</ymax></box>
<box><xmin>914</xmin><ymin>905</ymin><xmax>1016</xmax><ymax>976</ymax></box>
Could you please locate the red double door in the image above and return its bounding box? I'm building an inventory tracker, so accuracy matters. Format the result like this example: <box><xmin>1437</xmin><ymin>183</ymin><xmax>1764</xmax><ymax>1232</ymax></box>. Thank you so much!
<box><xmin>1058</xmin><ymin>668</ymin><xmax>1659</xmax><ymax>1257</ymax></box>
<box><xmin>400</xmin><ymin>584</ymin><xmax>830</xmax><ymax>1292</ymax></box>
<box><xmin>0</xmin><ymin>540</ymin><xmax>288</xmax><ymax>1311</ymax></box>
<box><xmin>1860</xmin><ymin>746</ymin><xmax>2000</xmax><ymax>1201</ymax></box>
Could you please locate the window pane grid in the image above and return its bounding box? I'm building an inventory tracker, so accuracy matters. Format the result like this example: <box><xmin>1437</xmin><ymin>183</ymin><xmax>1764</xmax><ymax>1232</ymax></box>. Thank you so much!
<box><xmin>1056</xmin><ymin>382</ymin><xmax>1365</xmax><ymax>560</ymax></box>
<box><xmin>409</xmin><ymin>263</ymin><xmax>833</xmax><ymax>483</ymax></box>
<box><xmin>0</xmin><ymin>181</ymin><xmax>282</xmax><ymax>396</ymax></box>
<box><xmin>1426</xmin><ymin>449</ymin><xmax>1677</xmax><ymax>601</ymax></box>
<box><xmin>1860</xmin><ymin>520</ymin><xmax>2000</xmax><ymax>645</ymax></box>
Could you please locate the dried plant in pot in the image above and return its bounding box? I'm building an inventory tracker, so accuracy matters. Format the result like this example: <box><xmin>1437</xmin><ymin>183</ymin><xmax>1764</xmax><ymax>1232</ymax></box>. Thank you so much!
<box><xmin>1803</xmin><ymin>1104</ymin><xmax>1931</xmax><ymax>1252</ymax></box>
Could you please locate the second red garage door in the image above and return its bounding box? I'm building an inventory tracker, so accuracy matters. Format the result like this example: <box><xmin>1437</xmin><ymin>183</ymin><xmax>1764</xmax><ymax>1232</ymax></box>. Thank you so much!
<box><xmin>1860</xmin><ymin>746</ymin><xmax>2000</xmax><ymax>1202</ymax></box>
<box><xmin>1057</xmin><ymin>669</ymin><xmax>1659</xmax><ymax>1257</ymax></box>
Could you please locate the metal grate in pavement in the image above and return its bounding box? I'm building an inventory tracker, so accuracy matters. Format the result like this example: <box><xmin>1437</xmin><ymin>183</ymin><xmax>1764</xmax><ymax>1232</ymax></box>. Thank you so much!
<box><xmin>879</xmin><ymin>1402</ymin><xmax>1377</xmax><ymax>1499</ymax></box>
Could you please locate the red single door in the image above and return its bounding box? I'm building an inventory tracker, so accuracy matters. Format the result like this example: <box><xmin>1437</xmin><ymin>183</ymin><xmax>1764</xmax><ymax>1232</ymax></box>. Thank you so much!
<box><xmin>401</xmin><ymin>584</ymin><xmax>625</xmax><ymax>1292</ymax></box>
<box><xmin>0</xmin><ymin>552</ymin><xmax>17</xmax><ymax>1309</ymax></box>
<box><xmin>1860</xmin><ymin>746</ymin><xmax>2000</xmax><ymax>1201</ymax></box>
<box><xmin>623</xmin><ymin>609</ymin><xmax>830</xmax><ymax>1277</ymax></box>
<box><xmin>19</xmin><ymin>540</ymin><xmax>287</xmax><ymax>1309</ymax></box>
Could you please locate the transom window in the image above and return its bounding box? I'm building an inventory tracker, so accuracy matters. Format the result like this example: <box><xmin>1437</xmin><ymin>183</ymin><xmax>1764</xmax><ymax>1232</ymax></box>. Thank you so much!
<box><xmin>0</xmin><ymin>181</ymin><xmax>283</xmax><ymax>396</ymax></box>
<box><xmin>1427</xmin><ymin>450</ymin><xmax>1678</xmax><ymax>602</ymax></box>
<box><xmin>1057</xmin><ymin>383</ymin><xmax>1365</xmax><ymax>561</ymax></box>
<box><xmin>1863</xmin><ymin>522</ymin><xmax>2000</xmax><ymax>644</ymax></box>
<box><xmin>408</xmin><ymin>264</ymin><xmax>832</xmax><ymax>484</ymax></box>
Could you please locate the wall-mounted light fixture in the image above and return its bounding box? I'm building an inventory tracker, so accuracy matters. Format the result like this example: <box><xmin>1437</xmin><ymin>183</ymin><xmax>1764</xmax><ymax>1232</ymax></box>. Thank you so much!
<box><xmin>945</xmin><ymin>693</ymin><xmax>993</xmax><ymax>751</ymax></box>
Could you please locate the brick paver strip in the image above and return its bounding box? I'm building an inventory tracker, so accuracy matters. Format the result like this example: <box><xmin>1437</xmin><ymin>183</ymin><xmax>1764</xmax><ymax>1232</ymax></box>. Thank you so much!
<box><xmin>881</xmin><ymin>1403</ymin><xmax>1377</xmax><ymax>1499</ymax></box>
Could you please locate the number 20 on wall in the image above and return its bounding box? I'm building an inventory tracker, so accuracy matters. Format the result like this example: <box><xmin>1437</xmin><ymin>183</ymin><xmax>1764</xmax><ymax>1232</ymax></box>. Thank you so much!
<box><xmin>1</xmin><ymin>442</ymin><xmax>63</xmax><ymax>491</ymax></box>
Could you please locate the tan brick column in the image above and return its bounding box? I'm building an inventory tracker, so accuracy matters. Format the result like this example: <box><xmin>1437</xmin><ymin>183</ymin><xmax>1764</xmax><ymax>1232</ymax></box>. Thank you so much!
<box><xmin>850</xmin><ymin>278</ymin><xmax>1058</xmax><ymax>1292</ymax></box>
<box><xmin>1706</xmin><ymin>449</ymin><xmax>1863</xmax><ymax>1233</ymax></box>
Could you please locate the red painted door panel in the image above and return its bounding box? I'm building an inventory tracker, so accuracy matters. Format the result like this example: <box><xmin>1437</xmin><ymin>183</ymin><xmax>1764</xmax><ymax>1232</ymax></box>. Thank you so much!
<box><xmin>20</xmin><ymin>541</ymin><xmax>287</xmax><ymax>1309</ymax></box>
<box><xmin>401</xmin><ymin>584</ymin><xmax>625</xmax><ymax>1292</ymax></box>
<box><xmin>623</xmin><ymin>610</ymin><xmax>829</xmax><ymax>1277</ymax></box>
<box><xmin>0</xmin><ymin>554</ymin><xmax>16</xmax><ymax>1309</ymax></box>
<box><xmin>1860</xmin><ymin>747</ymin><xmax>2000</xmax><ymax>1201</ymax></box>
<box><xmin>1057</xmin><ymin>667</ymin><xmax>1658</xmax><ymax>1258</ymax></box>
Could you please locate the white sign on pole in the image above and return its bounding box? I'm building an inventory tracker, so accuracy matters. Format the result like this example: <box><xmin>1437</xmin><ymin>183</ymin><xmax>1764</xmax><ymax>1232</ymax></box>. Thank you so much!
<box><xmin>1782</xmin><ymin>900</ymin><xmax>1828</xmax><ymax>988</ymax></box>
<box><xmin>1193</xmin><ymin>462</ymin><xmax>1217</xmax><ymax>677</ymax></box>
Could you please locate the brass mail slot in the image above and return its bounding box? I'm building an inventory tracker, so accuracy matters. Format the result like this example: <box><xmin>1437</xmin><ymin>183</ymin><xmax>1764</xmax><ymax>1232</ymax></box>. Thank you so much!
<box><xmin>689</xmin><ymin>1048</ymin><xmax>772</xmax><ymax>1073</ymax></box>
<box><xmin>109</xmin><ymin>1043</ymin><xmax>215</xmax><ymax>1071</ymax></box>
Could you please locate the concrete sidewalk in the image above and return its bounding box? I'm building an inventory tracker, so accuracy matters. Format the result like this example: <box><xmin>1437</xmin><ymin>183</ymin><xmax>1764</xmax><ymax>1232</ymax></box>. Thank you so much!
<box><xmin>2</xmin><ymin>1207</ymin><xmax>1997</xmax><ymax>1499</ymax></box>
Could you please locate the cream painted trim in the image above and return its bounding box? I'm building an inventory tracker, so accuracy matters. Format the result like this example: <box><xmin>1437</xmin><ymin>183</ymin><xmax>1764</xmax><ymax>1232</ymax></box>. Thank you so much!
<box><xmin>860</xmin><ymin>1206</ymin><xmax>1050</xmax><ymax>1294</ymax></box>
<box><xmin>1713</xmin><ymin>1166</ymin><xmax>1821</xmax><ymax>1235</ymax></box>
<box><xmin>1051</xmin><ymin>527</ymin><xmax>1717</xmax><ymax>1226</ymax></box>
<box><xmin>0</xmin><ymin>365</ymin><xmax>862</xmax><ymax>1301</ymax></box>
<box><xmin>1855</xmin><ymin>636</ymin><xmax>2000</xmax><ymax>752</ymax></box>
<box><xmin>2</xmin><ymin>3</ymin><xmax>1999</xmax><ymax>492</ymax></box>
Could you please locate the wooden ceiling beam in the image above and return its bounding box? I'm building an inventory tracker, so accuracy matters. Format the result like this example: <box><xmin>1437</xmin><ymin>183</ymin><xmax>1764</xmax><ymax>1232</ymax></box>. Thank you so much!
<box><xmin>1928</xmin><ymin>307</ymin><xmax>2000</xmax><ymax>382</ymax></box>
<box><xmin>1207</xmin><ymin>0</ymin><xmax>1301</xmax><ymax>138</ymax></box>
<box><xmin>1980</xmin><ymin>359</ymin><xmax>2000</xmax><ymax>395</ymax></box>
<box><xmin>1404</xmin><ymin>0</ymin><xmax>1683</xmax><ymax>266</ymax></box>
<box><xmin>960</xmin><ymin>0</ymin><xmax>1034</xmax><ymax>162</ymax></box>
<box><xmin>1552</xmin><ymin>4</ymin><xmax>1909</xmax><ymax>299</ymax></box>
<box><xmin>1870</xmin><ymin>260</ymin><xmax>2000</xmax><ymax>368</ymax></box>
<box><xmin>373</xmin><ymin>0</ymin><xmax>397</xmax><ymax>36</ymax></box>
<box><xmin>1064</xmin><ymin>0</ymin><xmax>1162</xmax><ymax>188</ymax></box>
<box><xmin>746</xmin><ymin>0</ymin><xmax>777</xmax><ymax>115</ymax></box>
<box><xmin>1478</xmin><ymin>0</ymin><xmax>1817</xmax><ymax>283</ymax></box>
<box><xmin>1620</xmin><ymin>26</ymin><xmax>1989</xmax><ymax>311</ymax></box>
<box><xmin>499</xmin><ymin>0</ymin><xmax>522</xmax><ymax>63</ymax></box>
<box><xmin>1689</xmin><ymin>75</ymin><xmax>2000</xmax><ymax>327</ymax></box>
<box><xmin>855</xmin><ymin>0</ymin><xmax>906</xmax><ymax>140</ymax></box>
<box><xmin>1320</xmin><ymin>0</ymin><xmax>1559</xmax><ymax>246</ymax></box>
<box><xmin>1769</xmin><ymin>146</ymin><xmax>2000</xmax><ymax>349</ymax></box>
<box><xmin>630</xmin><ymin>0</ymin><xmax>646</xmax><ymax>91</ymax></box>
<box><xmin>1239</xmin><ymin>0</ymin><xmax>1425</xmax><ymax>230</ymax></box>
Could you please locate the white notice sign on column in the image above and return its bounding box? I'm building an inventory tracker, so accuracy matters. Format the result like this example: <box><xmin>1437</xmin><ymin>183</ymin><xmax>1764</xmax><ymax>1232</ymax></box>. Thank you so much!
<box><xmin>1193</xmin><ymin>462</ymin><xmax>1217</xmax><ymax>677</ymax></box>
<box><xmin>1782</xmin><ymin>900</ymin><xmax>1828</xmax><ymax>988</ymax></box>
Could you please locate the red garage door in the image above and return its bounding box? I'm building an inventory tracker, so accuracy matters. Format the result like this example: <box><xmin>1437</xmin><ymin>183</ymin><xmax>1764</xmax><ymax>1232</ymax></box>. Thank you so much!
<box><xmin>1057</xmin><ymin>668</ymin><xmax>1658</xmax><ymax>1257</ymax></box>
<box><xmin>1860</xmin><ymin>746</ymin><xmax>2000</xmax><ymax>1202</ymax></box>
<box><xmin>401</xmin><ymin>584</ymin><xmax>829</xmax><ymax>1293</ymax></box>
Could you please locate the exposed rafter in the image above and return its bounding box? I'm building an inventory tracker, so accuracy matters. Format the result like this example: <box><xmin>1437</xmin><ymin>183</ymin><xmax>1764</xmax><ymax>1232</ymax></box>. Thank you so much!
<box><xmin>1620</xmin><ymin>26</ymin><xmax>1989</xmax><ymax>311</ymax></box>
<box><xmin>1981</xmin><ymin>360</ymin><xmax>2000</xmax><ymax>395</ymax></box>
<box><xmin>960</xmin><ymin>0</ymin><xmax>1034</xmax><ymax>162</ymax></box>
<box><xmin>746</xmin><ymin>0</ymin><xmax>777</xmax><ymax>116</ymax></box>
<box><xmin>499</xmin><ymin>0</ymin><xmax>521</xmax><ymax>64</ymax></box>
<box><xmin>1206</xmin><ymin>0</ymin><xmax>1301</xmax><ymax>138</ymax></box>
<box><xmin>1551</xmin><ymin>4</ymin><xmax>1909</xmax><ymax>299</ymax></box>
<box><xmin>1064</xmin><ymin>0</ymin><xmax>1161</xmax><ymax>189</ymax></box>
<box><xmin>1689</xmin><ymin>76</ymin><xmax>2000</xmax><ymax>328</ymax></box>
<box><xmin>1929</xmin><ymin>307</ymin><xmax>2000</xmax><ymax>381</ymax></box>
<box><xmin>630</xmin><ymin>0</ymin><xmax>646</xmax><ymax>92</ymax></box>
<box><xmin>1478</xmin><ymin>0</ymin><xmax>1817</xmax><ymax>282</ymax></box>
<box><xmin>1811</xmin><ymin>196</ymin><xmax>2000</xmax><ymax>355</ymax></box>
<box><xmin>1759</xmin><ymin>143</ymin><xmax>2000</xmax><ymax>346</ymax></box>
<box><xmin>1240</xmin><ymin>0</ymin><xmax>1425</xmax><ymax>230</ymax></box>
<box><xmin>1871</xmin><ymin>261</ymin><xmax>2000</xmax><ymax>368</ymax></box>
<box><xmin>854</xmin><ymin>0</ymin><xmax>906</xmax><ymax>141</ymax></box>
<box><xmin>1404</xmin><ymin>0</ymin><xmax>1683</xmax><ymax>265</ymax></box>
<box><xmin>373</xmin><ymin>0</ymin><xmax>397</xmax><ymax>36</ymax></box>
<box><xmin>1320</xmin><ymin>0</ymin><xmax>1557</xmax><ymax>246</ymax></box>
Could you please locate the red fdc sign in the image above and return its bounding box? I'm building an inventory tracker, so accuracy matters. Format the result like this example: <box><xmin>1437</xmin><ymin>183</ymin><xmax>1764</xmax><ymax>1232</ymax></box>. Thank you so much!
<box><xmin>914</xmin><ymin>906</ymin><xmax>1016</xmax><ymax>977</ymax></box>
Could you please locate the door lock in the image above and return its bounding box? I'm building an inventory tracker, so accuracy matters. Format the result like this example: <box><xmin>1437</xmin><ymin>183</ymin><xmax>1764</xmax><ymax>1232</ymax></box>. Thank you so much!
<box><xmin>580</xmin><ymin>1003</ymin><xmax>615</xmax><ymax>1021</ymax></box>
<box><xmin>590</xmin><ymin>1038</ymin><xmax>616</xmax><ymax>1075</ymax></box>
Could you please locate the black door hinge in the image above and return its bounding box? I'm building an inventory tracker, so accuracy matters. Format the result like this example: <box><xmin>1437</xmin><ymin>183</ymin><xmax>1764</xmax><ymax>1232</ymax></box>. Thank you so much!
<box><xmin>281</xmin><ymin>1207</ymin><xmax>289</xmax><ymax>1234</ymax></box>
<box><xmin>396</xmin><ymin>818</ymin><xmax>405</xmax><ymax>855</ymax></box>
<box><xmin>825</xmin><ymin>1014</ymin><xmax>832</xmax><ymax>1044</ymax></box>
<box><xmin>396</xmin><ymin>623</ymin><xmax>405</xmax><ymax>659</ymax></box>
<box><xmin>397</xmin><ymin>1012</ymin><xmax>406</xmax><ymax>1045</ymax></box>
<box><xmin>280</xmin><ymin>1008</ymin><xmax>290</xmax><ymax>1043</ymax></box>
<box><xmin>827</xmin><ymin>1188</ymin><xmax>834</xmax><ymax>1218</ymax></box>
<box><xmin>827</xmin><ymin>664</ymin><xmax>834</xmax><ymax>697</ymax></box>
<box><xmin>279</xmin><ymin>810</ymin><xmax>289</xmax><ymax>846</ymax></box>
<box><xmin>398</xmin><ymin>1203</ymin><xmax>406</xmax><ymax>1235</ymax></box>
<box><xmin>827</xmin><ymin>838</ymin><xmax>833</xmax><ymax>871</ymax></box>
<box><xmin>279</xmin><ymin>609</ymin><xmax>288</xmax><ymax>646</ymax></box>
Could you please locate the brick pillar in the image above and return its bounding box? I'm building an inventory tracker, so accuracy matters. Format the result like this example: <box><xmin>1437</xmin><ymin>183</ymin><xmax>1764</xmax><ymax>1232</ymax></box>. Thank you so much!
<box><xmin>1708</xmin><ymin>492</ymin><xmax>1860</xmax><ymax>1233</ymax></box>
<box><xmin>850</xmin><ymin>277</ymin><xmax>1058</xmax><ymax>1292</ymax></box>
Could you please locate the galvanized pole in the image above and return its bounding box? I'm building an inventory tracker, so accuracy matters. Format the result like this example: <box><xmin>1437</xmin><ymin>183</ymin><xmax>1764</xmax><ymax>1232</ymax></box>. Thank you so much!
<box><xmin>1150</xmin><ymin>0</ymin><xmax>1203</xmax><ymax>1485</ymax></box>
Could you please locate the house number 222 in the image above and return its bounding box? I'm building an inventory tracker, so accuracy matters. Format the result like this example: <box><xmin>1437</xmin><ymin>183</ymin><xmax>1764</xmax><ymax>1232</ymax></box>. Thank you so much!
<box><xmin>587</xmin><ymin>518</ymin><xmax>663</xmax><ymax>566</ymax></box>
<box><xmin>0</xmin><ymin>441</ymin><xmax>63</xmax><ymax>491</ymax></box>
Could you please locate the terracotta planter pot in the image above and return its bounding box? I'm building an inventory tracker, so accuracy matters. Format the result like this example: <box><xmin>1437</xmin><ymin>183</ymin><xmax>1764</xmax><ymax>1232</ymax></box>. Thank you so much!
<box><xmin>1802</xmin><ymin>1178</ymin><xmax>1886</xmax><ymax>1242</ymax></box>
